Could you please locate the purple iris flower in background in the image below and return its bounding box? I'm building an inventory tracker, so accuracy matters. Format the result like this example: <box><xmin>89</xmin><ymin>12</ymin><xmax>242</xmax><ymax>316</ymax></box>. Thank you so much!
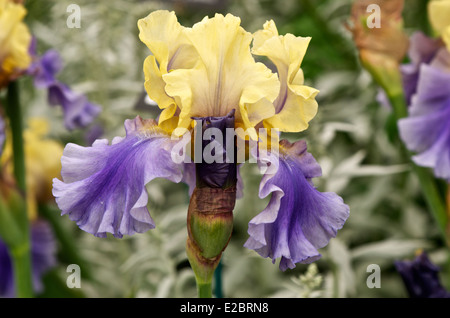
<box><xmin>400</xmin><ymin>32</ymin><xmax>443</xmax><ymax>105</ymax></box>
<box><xmin>376</xmin><ymin>32</ymin><xmax>443</xmax><ymax>109</ymax></box>
<box><xmin>398</xmin><ymin>45</ymin><xmax>450</xmax><ymax>181</ymax></box>
<box><xmin>27</xmin><ymin>39</ymin><xmax>101</xmax><ymax>130</ymax></box>
<box><xmin>0</xmin><ymin>220</ymin><xmax>57</xmax><ymax>298</ymax></box>
<box><xmin>395</xmin><ymin>252</ymin><xmax>450</xmax><ymax>298</ymax></box>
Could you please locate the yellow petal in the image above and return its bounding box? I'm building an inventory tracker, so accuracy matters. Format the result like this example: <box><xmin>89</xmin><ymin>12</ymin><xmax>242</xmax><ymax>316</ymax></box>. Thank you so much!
<box><xmin>138</xmin><ymin>10</ymin><xmax>197</xmax><ymax>72</ymax></box>
<box><xmin>163</xmin><ymin>13</ymin><xmax>279</xmax><ymax>135</ymax></box>
<box><xmin>143</xmin><ymin>55</ymin><xmax>175</xmax><ymax>110</ymax></box>
<box><xmin>443</xmin><ymin>26</ymin><xmax>450</xmax><ymax>51</ymax></box>
<box><xmin>0</xmin><ymin>0</ymin><xmax>31</xmax><ymax>87</ymax></box>
<box><xmin>253</xmin><ymin>20</ymin><xmax>318</xmax><ymax>132</ymax></box>
<box><xmin>138</xmin><ymin>10</ymin><xmax>197</xmax><ymax>130</ymax></box>
<box><xmin>252</xmin><ymin>19</ymin><xmax>279</xmax><ymax>52</ymax></box>
<box><xmin>428</xmin><ymin>0</ymin><xmax>450</xmax><ymax>36</ymax></box>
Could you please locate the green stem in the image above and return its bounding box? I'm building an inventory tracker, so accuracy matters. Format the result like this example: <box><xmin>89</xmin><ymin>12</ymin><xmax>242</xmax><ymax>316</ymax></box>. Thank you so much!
<box><xmin>10</xmin><ymin>243</ymin><xmax>33</xmax><ymax>298</ymax></box>
<box><xmin>389</xmin><ymin>92</ymin><xmax>408</xmax><ymax>121</ymax></box>
<box><xmin>5</xmin><ymin>81</ymin><xmax>26</xmax><ymax>191</ymax></box>
<box><xmin>197</xmin><ymin>282</ymin><xmax>212</xmax><ymax>298</ymax></box>
<box><xmin>413</xmin><ymin>165</ymin><xmax>449</xmax><ymax>245</ymax></box>
<box><xmin>5</xmin><ymin>80</ymin><xmax>33</xmax><ymax>297</ymax></box>
<box><xmin>214</xmin><ymin>260</ymin><xmax>223</xmax><ymax>298</ymax></box>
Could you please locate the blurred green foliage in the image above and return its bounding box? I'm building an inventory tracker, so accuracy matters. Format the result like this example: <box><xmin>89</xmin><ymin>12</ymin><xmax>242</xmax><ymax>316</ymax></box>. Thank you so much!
<box><xmin>21</xmin><ymin>0</ymin><xmax>449</xmax><ymax>298</ymax></box>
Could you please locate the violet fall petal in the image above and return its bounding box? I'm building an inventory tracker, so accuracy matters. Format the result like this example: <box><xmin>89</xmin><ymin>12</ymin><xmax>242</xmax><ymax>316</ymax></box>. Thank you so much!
<box><xmin>398</xmin><ymin>63</ymin><xmax>450</xmax><ymax>181</ymax></box>
<box><xmin>244</xmin><ymin>139</ymin><xmax>349</xmax><ymax>271</ymax></box>
<box><xmin>52</xmin><ymin>116</ymin><xmax>184</xmax><ymax>238</ymax></box>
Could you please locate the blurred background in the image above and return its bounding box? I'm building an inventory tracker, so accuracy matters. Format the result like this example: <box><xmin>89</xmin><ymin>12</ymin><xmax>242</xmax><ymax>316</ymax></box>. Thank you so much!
<box><xmin>14</xmin><ymin>0</ymin><xmax>449</xmax><ymax>298</ymax></box>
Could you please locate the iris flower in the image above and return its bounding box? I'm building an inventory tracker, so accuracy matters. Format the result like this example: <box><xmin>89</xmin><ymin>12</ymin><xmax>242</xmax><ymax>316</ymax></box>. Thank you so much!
<box><xmin>0</xmin><ymin>0</ymin><xmax>31</xmax><ymax>89</ymax></box>
<box><xmin>27</xmin><ymin>39</ymin><xmax>101</xmax><ymax>130</ymax></box>
<box><xmin>398</xmin><ymin>4</ymin><xmax>450</xmax><ymax>182</ymax></box>
<box><xmin>53</xmin><ymin>11</ymin><xmax>349</xmax><ymax>271</ymax></box>
<box><xmin>395</xmin><ymin>251</ymin><xmax>450</xmax><ymax>298</ymax></box>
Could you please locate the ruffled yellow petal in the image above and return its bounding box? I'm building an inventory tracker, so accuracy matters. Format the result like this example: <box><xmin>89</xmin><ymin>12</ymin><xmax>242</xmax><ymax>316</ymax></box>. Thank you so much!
<box><xmin>0</xmin><ymin>0</ymin><xmax>31</xmax><ymax>87</ymax></box>
<box><xmin>143</xmin><ymin>55</ymin><xmax>174</xmax><ymax>110</ymax></box>
<box><xmin>428</xmin><ymin>0</ymin><xmax>450</xmax><ymax>36</ymax></box>
<box><xmin>163</xmin><ymin>13</ymin><xmax>279</xmax><ymax>135</ymax></box>
<box><xmin>138</xmin><ymin>10</ymin><xmax>197</xmax><ymax>72</ymax></box>
<box><xmin>138</xmin><ymin>10</ymin><xmax>197</xmax><ymax>131</ymax></box>
<box><xmin>253</xmin><ymin>20</ymin><xmax>318</xmax><ymax>132</ymax></box>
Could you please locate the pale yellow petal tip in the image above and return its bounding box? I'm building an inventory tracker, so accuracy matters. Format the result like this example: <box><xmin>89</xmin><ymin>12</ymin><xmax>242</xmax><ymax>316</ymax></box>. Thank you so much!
<box><xmin>137</xmin><ymin>10</ymin><xmax>175</xmax><ymax>31</ymax></box>
<box><xmin>253</xmin><ymin>20</ymin><xmax>279</xmax><ymax>52</ymax></box>
<box><xmin>173</xmin><ymin>126</ymin><xmax>190</xmax><ymax>138</ymax></box>
<box><xmin>428</xmin><ymin>0</ymin><xmax>450</xmax><ymax>35</ymax></box>
<box><xmin>443</xmin><ymin>26</ymin><xmax>450</xmax><ymax>51</ymax></box>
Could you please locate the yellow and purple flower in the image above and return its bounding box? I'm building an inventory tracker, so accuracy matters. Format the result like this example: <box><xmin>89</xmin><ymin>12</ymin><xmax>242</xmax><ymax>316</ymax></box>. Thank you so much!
<box><xmin>52</xmin><ymin>11</ymin><xmax>349</xmax><ymax>271</ymax></box>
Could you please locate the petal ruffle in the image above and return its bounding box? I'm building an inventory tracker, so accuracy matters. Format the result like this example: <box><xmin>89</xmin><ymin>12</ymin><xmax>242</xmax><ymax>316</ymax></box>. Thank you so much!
<box><xmin>400</xmin><ymin>32</ymin><xmax>442</xmax><ymax>105</ymax></box>
<box><xmin>244</xmin><ymin>139</ymin><xmax>349</xmax><ymax>270</ymax></box>
<box><xmin>252</xmin><ymin>20</ymin><xmax>319</xmax><ymax>133</ymax></box>
<box><xmin>398</xmin><ymin>63</ymin><xmax>450</xmax><ymax>181</ymax></box>
<box><xmin>52</xmin><ymin>117</ymin><xmax>184</xmax><ymax>238</ymax></box>
<box><xmin>162</xmin><ymin>13</ymin><xmax>279</xmax><ymax>134</ymax></box>
<box><xmin>138</xmin><ymin>10</ymin><xmax>197</xmax><ymax>129</ymax></box>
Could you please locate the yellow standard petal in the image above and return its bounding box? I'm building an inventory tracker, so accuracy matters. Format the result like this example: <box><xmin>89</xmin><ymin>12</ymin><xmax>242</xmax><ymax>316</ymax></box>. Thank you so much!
<box><xmin>138</xmin><ymin>10</ymin><xmax>198</xmax><ymax>131</ymax></box>
<box><xmin>253</xmin><ymin>20</ymin><xmax>319</xmax><ymax>133</ymax></box>
<box><xmin>163</xmin><ymin>13</ymin><xmax>279</xmax><ymax>136</ymax></box>
<box><xmin>428</xmin><ymin>0</ymin><xmax>450</xmax><ymax>36</ymax></box>
<box><xmin>0</xmin><ymin>0</ymin><xmax>31</xmax><ymax>88</ymax></box>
